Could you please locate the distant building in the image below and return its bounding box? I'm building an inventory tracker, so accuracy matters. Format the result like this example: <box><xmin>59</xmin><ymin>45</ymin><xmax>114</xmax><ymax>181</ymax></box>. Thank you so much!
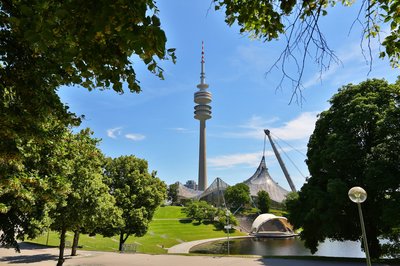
<box><xmin>184</xmin><ymin>180</ymin><xmax>198</xmax><ymax>190</ymax></box>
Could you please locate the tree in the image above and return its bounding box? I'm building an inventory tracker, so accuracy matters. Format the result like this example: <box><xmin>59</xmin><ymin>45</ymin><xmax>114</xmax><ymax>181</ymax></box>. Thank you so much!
<box><xmin>287</xmin><ymin>78</ymin><xmax>400</xmax><ymax>259</ymax></box>
<box><xmin>257</xmin><ymin>190</ymin><xmax>271</xmax><ymax>213</ymax></box>
<box><xmin>213</xmin><ymin>0</ymin><xmax>400</xmax><ymax>101</ymax></box>
<box><xmin>224</xmin><ymin>183</ymin><xmax>250</xmax><ymax>212</ymax></box>
<box><xmin>0</xmin><ymin>116</ymin><xmax>74</xmax><ymax>251</ymax></box>
<box><xmin>1</xmin><ymin>0</ymin><xmax>174</xmax><ymax>250</ymax></box>
<box><xmin>103</xmin><ymin>155</ymin><xmax>167</xmax><ymax>251</ymax></box>
<box><xmin>216</xmin><ymin>209</ymin><xmax>238</xmax><ymax>230</ymax></box>
<box><xmin>1</xmin><ymin>0</ymin><xmax>175</xmax><ymax>159</ymax></box>
<box><xmin>167</xmin><ymin>182</ymin><xmax>179</xmax><ymax>205</ymax></box>
<box><xmin>283</xmin><ymin>191</ymin><xmax>299</xmax><ymax>212</ymax></box>
<box><xmin>183</xmin><ymin>201</ymin><xmax>218</xmax><ymax>223</ymax></box>
<box><xmin>46</xmin><ymin>129</ymin><xmax>122</xmax><ymax>265</ymax></box>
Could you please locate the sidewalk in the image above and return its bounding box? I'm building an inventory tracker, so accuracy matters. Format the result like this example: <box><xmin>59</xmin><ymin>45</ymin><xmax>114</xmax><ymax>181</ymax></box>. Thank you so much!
<box><xmin>167</xmin><ymin>236</ymin><xmax>250</xmax><ymax>253</ymax></box>
<box><xmin>0</xmin><ymin>243</ymin><xmax>398</xmax><ymax>266</ymax></box>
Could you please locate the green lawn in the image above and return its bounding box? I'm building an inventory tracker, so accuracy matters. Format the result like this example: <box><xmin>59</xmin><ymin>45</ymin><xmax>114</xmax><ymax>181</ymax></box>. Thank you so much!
<box><xmin>28</xmin><ymin>206</ymin><xmax>246</xmax><ymax>254</ymax></box>
<box><xmin>153</xmin><ymin>205</ymin><xmax>187</xmax><ymax>219</ymax></box>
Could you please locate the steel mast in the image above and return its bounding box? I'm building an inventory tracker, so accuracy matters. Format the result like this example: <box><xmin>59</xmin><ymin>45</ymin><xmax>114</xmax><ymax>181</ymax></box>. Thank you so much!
<box><xmin>264</xmin><ymin>129</ymin><xmax>297</xmax><ymax>192</ymax></box>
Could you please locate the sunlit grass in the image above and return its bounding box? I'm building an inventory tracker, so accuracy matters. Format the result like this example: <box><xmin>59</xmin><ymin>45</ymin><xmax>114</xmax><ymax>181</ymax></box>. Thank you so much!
<box><xmin>27</xmin><ymin>206</ymin><xmax>246</xmax><ymax>254</ymax></box>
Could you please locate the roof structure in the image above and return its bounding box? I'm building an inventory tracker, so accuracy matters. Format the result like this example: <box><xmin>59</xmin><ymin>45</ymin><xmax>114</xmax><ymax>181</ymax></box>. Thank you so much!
<box><xmin>243</xmin><ymin>156</ymin><xmax>289</xmax><ymax>203</ymax></box>
<box><xmin>176</xmin><ymin>182</ymin><xmax>202</xmax><ymax>200</ymax></box>
<box><xmin>199</xmin><ymin>177</ymin><xmax>229</xmax><ymax>207</ymax></box>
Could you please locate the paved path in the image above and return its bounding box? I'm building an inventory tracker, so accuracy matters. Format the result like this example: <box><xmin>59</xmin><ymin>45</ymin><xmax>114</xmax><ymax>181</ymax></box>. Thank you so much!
<box><xmin>0</xmin><ymin>243</ymin><xmax>398</xmax><ymax>266</ymax></box>
<box><xmin>168</xmin><ymin>236</ymin><xmax>251</xmax><ymax>253</ymax></box>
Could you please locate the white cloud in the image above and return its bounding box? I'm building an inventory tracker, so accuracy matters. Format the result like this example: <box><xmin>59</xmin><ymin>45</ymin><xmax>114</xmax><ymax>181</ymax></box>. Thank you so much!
<box><xmin>125</xmin><ymin>133</ymin><xmax>146</xmax><ymax>141</ymax></box>
<box><xmin>209</xmin><ymin>151</ymin><xmax>269</xmax><ymax>169</ymax></box>
<box><xmin>270</xmin><ymin>112</ymin><xmax>318</xmax><ymax>140</ymax></box>
<box><xmin>107</xmin><ymin>127</ymin><xmax>122</xmax><ymax>139</ymax></box>
<box><xmin>223</xmin><ymin>112</ymin><xmax>318</xmax><ymax>141</ymax></box>
<box><xmin>209</xmin><ymin>146</ymin><xmax>299</xmax><ymax>170</ymax></box>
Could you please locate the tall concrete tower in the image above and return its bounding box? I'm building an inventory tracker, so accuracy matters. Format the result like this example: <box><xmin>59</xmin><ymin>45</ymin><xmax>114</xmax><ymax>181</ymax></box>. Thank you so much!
<box><xmin>194</xmin><ymin>42</ymin><xmax>212</xmax><ymax>191</ymax></box>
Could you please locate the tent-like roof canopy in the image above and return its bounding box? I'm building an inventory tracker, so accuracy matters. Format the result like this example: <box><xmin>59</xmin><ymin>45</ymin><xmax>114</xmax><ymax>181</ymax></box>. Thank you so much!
<box><xmin>243</xmin><ymin>156</ymin><xmax>289</xmax><ymax>203</ymax></box>
<box><xmin>176</xmin><ymin>182</ymin><xmax>202</xmax><ymax>199</ymax></box>
<box><xmin>251</xmin><ymin>213</ymin><xmax>294</xmax><ymax>236</ymax></box>
<box><xmin>200</xmin><ymin>177</ymin><xmax>229</xmax><ymax>199</ymax></box>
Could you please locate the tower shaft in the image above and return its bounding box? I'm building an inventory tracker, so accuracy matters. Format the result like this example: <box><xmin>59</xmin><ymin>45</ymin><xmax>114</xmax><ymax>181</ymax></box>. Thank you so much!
<box><xmin>198</xmin><ymin>120</ymin><xmax>207</xmax><ymax>190</ymax></box>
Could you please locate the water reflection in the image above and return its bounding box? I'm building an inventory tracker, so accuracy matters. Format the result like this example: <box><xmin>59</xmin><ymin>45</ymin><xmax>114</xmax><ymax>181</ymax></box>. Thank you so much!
<box><xmin>190</xmin><ymin>237</ymin><xmax>365</xmax><ymax>258</ymax></box>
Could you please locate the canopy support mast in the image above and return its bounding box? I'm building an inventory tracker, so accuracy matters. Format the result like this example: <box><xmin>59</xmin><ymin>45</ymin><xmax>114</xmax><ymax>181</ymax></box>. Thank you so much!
<box><xmin>264</xmin><ymin>129</ymin><xmax>297</xmax><ymax>192</ymax></box>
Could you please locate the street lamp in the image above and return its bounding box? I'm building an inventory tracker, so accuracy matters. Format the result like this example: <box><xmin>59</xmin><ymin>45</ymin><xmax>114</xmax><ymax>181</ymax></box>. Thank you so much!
<box><xmin>348</xmin><ymin>186</ymin><xmax>371</xmax><ymax>266</ymax></box>
<box><xmin>224</xmin><ymin>210</ymin><xmax>231</xmax><ymax>255</ymax></box>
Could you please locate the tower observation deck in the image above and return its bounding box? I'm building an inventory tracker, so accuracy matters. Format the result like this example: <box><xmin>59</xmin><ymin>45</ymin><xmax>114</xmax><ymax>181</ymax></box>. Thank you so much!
<box><xmin>194</xmin><ymin>42</ymin><xmax>212</xmax><ymax>191</ymax></box>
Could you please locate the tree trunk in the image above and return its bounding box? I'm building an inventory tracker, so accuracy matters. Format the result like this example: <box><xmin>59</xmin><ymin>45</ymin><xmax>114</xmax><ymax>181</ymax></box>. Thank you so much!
<box><xmin>119</xmin><ymin>231</ymin><xmax>130</xmax><ymax>252</ymax></box>
<box><xmin>71</xmin><ymin>229</ymin><xmax>80</xmax><ymax>256</ymax></box>
<box><xmin>119</xmin><ymin>232</ymin><xmax>124</xmax><ymax>251</ymax></box>
<box><xmin>57</xmin><ymin>228</ymin><xmax>66</xmax><ymax>266</ymax></box>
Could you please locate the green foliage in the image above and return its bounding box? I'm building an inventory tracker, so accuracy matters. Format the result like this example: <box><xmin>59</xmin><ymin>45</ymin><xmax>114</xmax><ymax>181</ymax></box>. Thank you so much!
<box><xmin>0</xmin><ymin>118</ymin><xmax>74</xmax><ymax>251</ymax></box>
<box><xmin>167</xmin><ymin>182</ymin><xmax>179</xmax><ymax>205</ymax></box>
<box><xmin>283</xmin><ymin>191</ymin><xmax>299</xmax><ymax>211</ymax></box>
<box><xmin>0</xmin><ymin>0</ymin><xmax>174</xmax><ymax>251</ymax></box>
<box><xmin>47</xmin><ymin>129</ymin><xmax>122</xmax><ymax>264</ymax></box>
<box><xmin>103</xmin><ymin>155</ymin><xmax>167</xmax><ymax>251</ymax></box>
<box><xmin>224</xmin><ymin>183</ymin><xmax>250</xmax><ymax>211</ymax></box>
<box><xmin>1</xmin><ymin>0</ymin><xmax>175</xmax><ymax>170</ymax></box>
<box><xmin>288</xmin><ymin>78</ymin><xmax>400</xmax><ymax>259</ymax></box>
<box><xmin>256</xmin><ymin>190</ymin><xmax>271</xmax><ymax>213</ymax></box>
<box><xmin>50</xmin><ymin>129</ymin><xmax>122</xmax><ymax>232</ymax></box>
<box><xmin>216</xmin><ymin>209</ymin><xmax>238</xmax><ymax>230</ymax></box>
<box><xmin>1</xmin><ymin>0</ymin><xmax>175</xmax><ymax>93</ymax></box>
<box><xmin>182</xmin><ymin>201</ymin><xmax>218</xmax><ymax>223</ymax></box>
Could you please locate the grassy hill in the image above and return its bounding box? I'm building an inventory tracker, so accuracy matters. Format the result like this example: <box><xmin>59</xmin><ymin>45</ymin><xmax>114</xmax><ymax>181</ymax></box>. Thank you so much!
<box><xmin>28</xmin><ymin>206</ymin><xmax>246</xmax><ymax>254</ymax></box>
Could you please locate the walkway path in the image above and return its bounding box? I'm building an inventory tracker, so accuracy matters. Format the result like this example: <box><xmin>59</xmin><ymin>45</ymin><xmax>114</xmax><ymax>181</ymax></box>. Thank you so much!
<box><xmin>0</xmin><ymin>243</ymin><xmax>398</xmax><ymax>266</ymax></box>
<box><xmin>168</xmin><ymin>236</ymin><xmax>250</xmax><ymax>253</ymax></box>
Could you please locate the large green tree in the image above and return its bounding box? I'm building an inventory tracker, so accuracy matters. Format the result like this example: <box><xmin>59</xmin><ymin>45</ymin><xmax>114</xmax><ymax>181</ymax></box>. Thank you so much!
<box><xmin>0</xmin><ymin>116</ymin><xmax>73</xmax><ymax>251</ymax></box>
<box><xmin>224</xmin><ymin>183</ymin><xmax>251</xmax><ymax>212</ymax></box>
<box><xmin>288</xmin><ymin>78</ymin><xmax>400</xmax><ymax>258</ymax></box>
<box><xmin>213</xmin><ymin>0</ymin><xmax>399</xmax><ymax>99</ymax></box>
<box><xmin>103</xmin><ymin>155</ymin><xmax>167</xmax><ymax>251</ymax></box>
<box><xmin>49</xmin><ymin>129</ymin><xmax>122</xmax><ymax>266</ymax></box>
<box><xmin>0</xmin><ymin>0</ymin><xmax>174</xmax><ymax>250</ymax></box>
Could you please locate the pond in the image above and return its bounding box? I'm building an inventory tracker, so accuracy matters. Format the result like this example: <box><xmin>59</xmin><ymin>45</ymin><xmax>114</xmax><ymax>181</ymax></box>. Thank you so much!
<box><xmin>190</xmin><ymin>237</ymin><xmax>366</xmax><ymax>258</ymax></box>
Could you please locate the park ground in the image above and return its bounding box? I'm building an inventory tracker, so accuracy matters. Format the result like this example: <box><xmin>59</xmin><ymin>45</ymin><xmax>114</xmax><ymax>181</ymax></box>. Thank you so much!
<box><xmin>0</xmin><ymin>242</ymin><xmax>399</xmax><ymax>266</ymax></box>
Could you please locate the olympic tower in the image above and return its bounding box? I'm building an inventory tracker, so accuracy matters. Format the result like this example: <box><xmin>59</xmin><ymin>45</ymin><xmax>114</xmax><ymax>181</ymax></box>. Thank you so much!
<box><xmin>194</xmin><ymin>42</ymin><xmax>212</xmax><ymax>191</ymax></box>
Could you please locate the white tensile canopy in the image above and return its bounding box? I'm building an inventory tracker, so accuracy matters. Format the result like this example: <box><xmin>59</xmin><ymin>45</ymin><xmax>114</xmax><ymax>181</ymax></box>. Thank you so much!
<box><xmin>243</xmin><ymin>156</ymin><xmax>289</xmax><ymax>203</ymax></box>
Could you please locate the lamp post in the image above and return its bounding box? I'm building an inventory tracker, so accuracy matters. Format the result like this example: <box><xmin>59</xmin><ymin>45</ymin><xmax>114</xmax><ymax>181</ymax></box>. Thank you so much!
<box><xmin>224</xmin><ymin>210</ymin><xmax>231</xmax><ymax>256</ymax></box>
<box><xmin>348</xmin><ymin>186</ymin><xmax>371</xmax><ymax>266</ymax></box>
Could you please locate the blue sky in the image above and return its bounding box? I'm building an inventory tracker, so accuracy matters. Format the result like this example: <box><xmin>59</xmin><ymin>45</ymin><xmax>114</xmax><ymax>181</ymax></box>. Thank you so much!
<box><xmin>58</xmin><ymin>0</ymin><xmax>398</xmax><ymax>191</ymax></box>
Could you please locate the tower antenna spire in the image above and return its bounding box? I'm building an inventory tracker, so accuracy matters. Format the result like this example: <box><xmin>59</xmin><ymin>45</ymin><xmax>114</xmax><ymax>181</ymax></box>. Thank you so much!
<box><xmin>198</xmin><ymin>41</ymin><xmax>209</xmax><ymax>90</ymax></box>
